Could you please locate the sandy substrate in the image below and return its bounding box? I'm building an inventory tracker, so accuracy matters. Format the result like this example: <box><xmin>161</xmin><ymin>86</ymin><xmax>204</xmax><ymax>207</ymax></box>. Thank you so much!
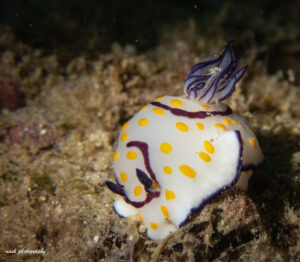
<box><xmin>0</xmin><ymin>20</ymin><xmax>300</xmax><ymax>261</ymax></box>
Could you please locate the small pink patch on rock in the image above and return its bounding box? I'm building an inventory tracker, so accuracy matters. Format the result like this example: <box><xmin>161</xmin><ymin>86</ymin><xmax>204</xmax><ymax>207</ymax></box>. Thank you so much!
<box><xmin>9</xmin><ymin>120</ymin><xmax>56</xmax><ymax>156</ymax></box>
<box><xmin>0</xmin><ymin>73</ymin><xmax>25</xmax><ymax>110</ymax></box>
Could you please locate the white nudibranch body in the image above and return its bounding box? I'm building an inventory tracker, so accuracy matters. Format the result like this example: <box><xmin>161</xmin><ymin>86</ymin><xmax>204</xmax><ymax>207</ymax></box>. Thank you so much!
<box><xmin>106</xmin><ymin>42</ymin><xmax>264</xmax><ymax>240</ymax></box>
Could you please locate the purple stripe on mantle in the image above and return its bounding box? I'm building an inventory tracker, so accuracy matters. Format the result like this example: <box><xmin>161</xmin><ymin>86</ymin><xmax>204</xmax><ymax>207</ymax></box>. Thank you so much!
<box><xmin>121</xmin><ymin>140</ymin><xmax>160</xmax><ymax>208</ymax></box>
<box><xmin>150</xmin><ymin>101</ymin><xmax>232</xmax><ymax>119</ymax></box>
<box><xmin>107</xmin><ymin>140</ymin><xmax>161</xmax><ymax>209</ymax></box>
<box><xmin>127</xmin><ymin>141</ymin><xmax>158</xmax><ymax>183</ymax></box>
<box><xmin>123</xmin><ymin>187</ymin><xmax>160</xmax><ymax>208</ymax></box>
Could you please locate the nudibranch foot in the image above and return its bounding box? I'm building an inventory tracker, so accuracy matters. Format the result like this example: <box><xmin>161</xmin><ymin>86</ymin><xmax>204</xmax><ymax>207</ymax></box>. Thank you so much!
<box><xmin>236</xmin><ymin>170</ymin><xmax>254</xmax><ymax>191</ymax></box>
<box><xmin>107</xmin><ymin>42</ymin><xmax>264</xmax><ymax>240</ymax></box>
<box><xmin>114</xmin><ymin>197</ymin><xmax>138</xmax><ymax>218</ymax></box>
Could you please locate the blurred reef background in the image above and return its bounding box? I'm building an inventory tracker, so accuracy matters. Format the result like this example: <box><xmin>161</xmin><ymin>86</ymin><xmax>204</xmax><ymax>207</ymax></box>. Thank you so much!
<box><xmin>0</xmin><ymin>0</ymin><xmax>300</xmax><ymax>261</ymax></box>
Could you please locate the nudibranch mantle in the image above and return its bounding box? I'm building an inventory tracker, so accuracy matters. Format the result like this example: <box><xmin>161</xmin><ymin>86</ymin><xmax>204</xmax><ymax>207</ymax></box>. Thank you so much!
<box><xmin>106</xmin><ymin>42</ymin><xmax>263</xmax><ymax>240</ymax></box>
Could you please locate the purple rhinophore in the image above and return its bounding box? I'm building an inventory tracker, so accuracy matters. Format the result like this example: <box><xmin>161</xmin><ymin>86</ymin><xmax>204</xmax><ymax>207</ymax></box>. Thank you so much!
<box><xmin>105</xmin><ymin>181</ymin><xmax>125</xmax><ymax>196</ymax></box>
<box><xmin>136</xmin><ymin>168</ymin><xmax>153</xmax><ymax>189</ymax></box>
<box><xmin>184</xmin><ymin>41</ymin><xmax>247</xmax><ymax>104</ymax></box>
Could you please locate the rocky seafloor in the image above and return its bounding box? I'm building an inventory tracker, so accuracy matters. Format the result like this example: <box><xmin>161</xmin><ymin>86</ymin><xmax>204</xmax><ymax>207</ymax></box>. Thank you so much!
<box><xmin>0</xmin><ymin>2</ymin><xmax>300</xmax><ymax>261</ymax></box>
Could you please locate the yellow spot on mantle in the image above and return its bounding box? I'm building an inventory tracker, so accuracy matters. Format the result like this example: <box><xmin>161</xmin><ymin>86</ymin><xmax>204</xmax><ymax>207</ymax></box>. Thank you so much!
<box><xmin>160</xmin><ymin>143</ymin><xmax>172</xmax><ymax>154</ymax></box>
<box><xmin>120</xmin><ymin>172</ymin><xmax>128</xmax><ymax>182</ymax></box>
<box><xmin>155</xmin><ymin>95</ymin><xmax>167</xmax><ymax>101</ymax></box>
<box><xmin>121</xmin><ymin>122</ymin><xmax>129</xmax><ymax>131</ymax></box>
<box><xmin>214</xmin><ymin>123</ymin><xmax>227</xmax><ymax>131</ymax></box>
<box><xmin>179</xmin><ymin>165</ymin><xmax>196</xmax><ymax>179</ymax></box>
<box><xmin>165</xmin><ymin>189</ymin><xmax>176</xmax><ymax>201</ymax></box>
<box><xmin>161</xmin><ymin>205</ymin><xmax>169</xmax><ymax>217</ymax></box>
<box><xmin>176</xmin><ymin>122</ymin><xmax>188</xmax><ymax>132</ymax></box>
<box><xmin>150</xmin><ymin>222</ymin><xmax>159</xmax><ymax>230</ymax></box>
<box><xmin>140</xmin><ymin>105</ymin><xmax>148</xmax><ymax>111</ymax></box>
<box><xmin>153</xmin><ymin>181</ymin><xmax>159</xmax><ymax>189</ymax></box>
<box><xmin>138</xmin><ymin>118</ymin><xmax>148</xmax><ymax>126</ymax></box>
<box><xmin>152</xmin><ymin>107</ymin><xmax>164</xmax><ymax>115</ymax></box>
<box><xmin>202</xmin><ymin>104</ymin><xmax>210</xmax><ymax>110</ymax></box>
<box><xmin>249</xmin><ymin>137</ymin><xmax>257</xmax><ymax>149</ymax></box>
<box><xmin>230</xmin><ymin>118</ymin><xmax>237</xmax><ymax>124</ymax></box>
<box><xmin>134</xmin><ymin>186</ymin><xmax>142</xmax><ymax>196</ymax></box>
<box><xmin>197</xmin><ymin>122</ymin><xmax>204</xmax><ymax>130</ymax></box>
<box><xmin>163</xmin><ymin>166</ymin><xmax>172</xmax><ymax>175</ymax></box>
<box><xmin>204</xmin><ymin>140</ymin><xmax>215</xmax><ymax>154</ymax></box>
<box><xmin>126</xmin><ymin>151</ymin><xmax>137</xmax><ymax>160</ymax></box>
<box><xmin>120</xmin><ymin>132</ymin><xmax>128</xmax><ymax>142</ymax></box>
<box><xmin>113</xmin><ymin>151</ymin><xmax>119</xmax><ymax>161</ymax></box>
<box><xmin>199</xmin><ymin>151</ymin><xmax>211</xmax><ymax>162</ymax></box>
<box><xmin>223</xmin><ymin>118</ymin><xmax>231</xmax><ymax>126</ymax></box>
<box><xmin>170</xmin><ymin>99</ymin><xmax>183</xmax><ymax>107</ymax></box>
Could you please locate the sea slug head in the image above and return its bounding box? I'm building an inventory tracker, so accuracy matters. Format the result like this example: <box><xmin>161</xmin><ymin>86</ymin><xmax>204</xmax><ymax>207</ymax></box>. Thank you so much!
<box><xmin>184</xmin><ymin>41</ymin><xmax>248</xmax><ymax>104</ymax></box>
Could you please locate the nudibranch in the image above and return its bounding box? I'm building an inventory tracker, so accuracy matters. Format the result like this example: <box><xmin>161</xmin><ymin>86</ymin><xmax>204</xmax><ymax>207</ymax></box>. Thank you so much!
<box><xmin>106</xmin><ymin>42</ymin><xmax>263</xmax><ymax>240</ymax></box>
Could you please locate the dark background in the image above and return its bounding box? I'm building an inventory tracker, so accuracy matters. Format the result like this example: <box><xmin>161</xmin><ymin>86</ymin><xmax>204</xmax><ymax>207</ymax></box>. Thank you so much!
<box><xmin>0</xmin><ymin>0</ymin><xmax>298</xmax><ymax>55</ymax></box>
